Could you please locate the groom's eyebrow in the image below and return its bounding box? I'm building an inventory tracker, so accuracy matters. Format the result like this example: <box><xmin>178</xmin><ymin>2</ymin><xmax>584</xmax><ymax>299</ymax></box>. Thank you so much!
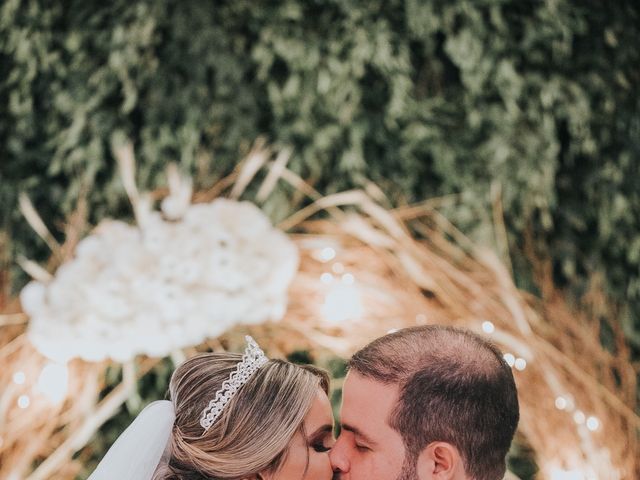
<box><xmin>340</xmin><ymin>423</ymin><xmax>376</xmax><ymax>445</ymax></box>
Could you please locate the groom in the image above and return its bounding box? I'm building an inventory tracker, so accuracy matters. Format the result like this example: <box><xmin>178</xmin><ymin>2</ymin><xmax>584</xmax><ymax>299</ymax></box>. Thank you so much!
<box><xmin>330</xmin><ymin>325</ymin><xmax>519</xmax><ymax>480</ymax></box>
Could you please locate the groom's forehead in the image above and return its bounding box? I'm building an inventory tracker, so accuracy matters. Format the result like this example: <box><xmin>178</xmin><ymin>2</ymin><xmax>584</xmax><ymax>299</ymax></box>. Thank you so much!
<box><xmin>342</xmin><ymin>371</ymin><xmax>399</xmax><ymax>423</ymax></box>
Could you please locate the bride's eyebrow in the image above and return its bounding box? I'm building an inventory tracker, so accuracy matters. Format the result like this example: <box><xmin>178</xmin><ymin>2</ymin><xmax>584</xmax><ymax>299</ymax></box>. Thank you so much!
<box><xmin>308</xmin><ymin>424</ymin><xmax>333</xmax><ymax>440</ymax></box>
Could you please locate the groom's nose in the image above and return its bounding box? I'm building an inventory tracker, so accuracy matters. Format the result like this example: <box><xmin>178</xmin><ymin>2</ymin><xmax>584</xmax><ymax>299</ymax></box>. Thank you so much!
<box><xmin>329</xmin><ymin>433</ymin><xmax>350</xmax><ymax>476</ymax></box>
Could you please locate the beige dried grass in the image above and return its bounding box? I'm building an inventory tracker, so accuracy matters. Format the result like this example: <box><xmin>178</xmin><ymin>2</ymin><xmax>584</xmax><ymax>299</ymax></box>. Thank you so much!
<box><xmin>0</xmin><ymin>144</ymin><xmax>637</xmax><ymax>479</ymax></box>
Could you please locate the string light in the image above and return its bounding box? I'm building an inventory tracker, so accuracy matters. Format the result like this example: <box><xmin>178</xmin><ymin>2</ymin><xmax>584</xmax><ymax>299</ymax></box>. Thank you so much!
<box><xmin>12</xmin><ymin>371</ymin><xmax>26</xmax><ymax>385</ymax></box>
<box><xmin>586</xmin><ymin>416</ymin><xmax>600</xmax><ymax>432</ymax></box>
<box><xmin>319</xmin><ymin>247</ymin><xmax>336</xmax><ymax>262</ymax></box>
<box><xmin>555</xmin><ymin>396</ymin><xmax>568</xmax><ymax>410</ymax></box>
<box><xmin>514</xmin><ymin>358</ymin><xmax>527</xmax><ymax>371</ymax></box>
<box><xmin>320</xmin><ymin>273</ymin><xmax>334</xmax><ymax>284</ymax></box>
<box><xmin>503</xmin><ymin>353</ymin><xmax>516</xmax><ymax>367</ymax></box>
<box><xmin>554</xmin><ymin>394</ymin><xmax>599</xmax><ymax>433</ymax></box>
<box><xmin>481</xmin><ymin>321</ymin><xmax>495</xmax><ymax>334</ymax></box>
<box><xmin>17</xmin><ymin>395</ymin><xmax>30</xmax><ymax>409</ymax></box>
<box><xmin>332</xmin><ymin>262</ymin><xmax>344</xmax><ymax>274</ymax></box>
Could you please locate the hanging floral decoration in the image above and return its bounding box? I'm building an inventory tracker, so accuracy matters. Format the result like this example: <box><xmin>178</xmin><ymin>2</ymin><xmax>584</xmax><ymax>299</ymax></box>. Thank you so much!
<box><xmin>19</xmin><ymin>155</ymin><xmax>298</xmax><ymax>363</ymax></box>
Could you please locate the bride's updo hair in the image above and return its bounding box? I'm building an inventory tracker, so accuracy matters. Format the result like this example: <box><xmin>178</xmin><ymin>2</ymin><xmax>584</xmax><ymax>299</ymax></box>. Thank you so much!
<box><xmin>154</xmin><ymin>352</ymin><xmax>329</xmax><ymax>479</ymax></box>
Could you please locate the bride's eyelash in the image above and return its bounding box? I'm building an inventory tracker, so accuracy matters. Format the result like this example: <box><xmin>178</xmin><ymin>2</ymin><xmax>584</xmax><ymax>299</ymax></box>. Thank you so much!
<box><xmin>309</xmin><ymin>432</ymin><xmax>333</xmax><ymax>452</ymax></box>
<box><xmin>312</xmin><ymin>442</ymin><xmax>331</xmax><ymax>453</ymax></box>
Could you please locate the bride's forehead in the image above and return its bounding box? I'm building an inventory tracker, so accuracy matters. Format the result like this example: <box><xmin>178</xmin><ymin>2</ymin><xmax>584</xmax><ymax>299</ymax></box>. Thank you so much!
<box><xmin>304</xmin><ymin>389</ymin><xmax>334</xmax><ymax>425</ymax></box>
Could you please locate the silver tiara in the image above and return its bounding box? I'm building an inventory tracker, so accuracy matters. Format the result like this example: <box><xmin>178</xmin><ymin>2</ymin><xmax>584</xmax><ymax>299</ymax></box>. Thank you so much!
<box><xmin>200</xmin><ymin>335</ymin><xmax>268</xmax><ymax>432</ymax></box>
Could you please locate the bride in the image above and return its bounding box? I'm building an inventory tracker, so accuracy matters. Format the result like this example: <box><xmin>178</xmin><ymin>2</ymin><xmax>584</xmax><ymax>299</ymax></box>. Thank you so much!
<box><xmin>89</xmin><ymin>336</ymin><xmax>335</xmax><ymax>480</ymax></box>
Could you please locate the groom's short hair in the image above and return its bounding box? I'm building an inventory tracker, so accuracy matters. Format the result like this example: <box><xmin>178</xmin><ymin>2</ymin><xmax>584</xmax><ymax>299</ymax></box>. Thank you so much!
<box><xmin>349</xmin><ymin>325</ymin><xmax>519</xmax><ymax>480</ymax></box>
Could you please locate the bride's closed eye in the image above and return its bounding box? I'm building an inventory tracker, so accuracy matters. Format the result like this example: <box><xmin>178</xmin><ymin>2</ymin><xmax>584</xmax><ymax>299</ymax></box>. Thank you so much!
<box><xmin>308</xmin><ymin>425</ymin><xmax>334</xmax><ymax>453</ymax></box>
<box><xmin>312</xmin><ymin>442</ymin><xmax>332</xmax><ymax>453</ymax></box>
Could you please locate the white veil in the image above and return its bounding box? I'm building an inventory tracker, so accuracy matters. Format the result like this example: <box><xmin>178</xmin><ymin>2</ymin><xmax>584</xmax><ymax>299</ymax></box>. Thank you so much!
<box><xmin>88</xmin><ymin>400</ymin><xmax>175</xmax><ymax>480</ymax></box>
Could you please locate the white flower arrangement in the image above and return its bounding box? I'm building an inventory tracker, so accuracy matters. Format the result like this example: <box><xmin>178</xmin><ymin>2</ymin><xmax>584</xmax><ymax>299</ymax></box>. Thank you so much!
<box><xmin>20</xmin><ymin>181</ymin><xmax>299</xmax><ymax>362</ymax></box>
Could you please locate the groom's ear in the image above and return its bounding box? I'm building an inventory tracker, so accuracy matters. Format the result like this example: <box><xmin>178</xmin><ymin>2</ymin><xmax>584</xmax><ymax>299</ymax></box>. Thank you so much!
<box><xmin>416</xmin><ymin>442</ymin><xmax>466</xmax><ymax>480</ymax></box>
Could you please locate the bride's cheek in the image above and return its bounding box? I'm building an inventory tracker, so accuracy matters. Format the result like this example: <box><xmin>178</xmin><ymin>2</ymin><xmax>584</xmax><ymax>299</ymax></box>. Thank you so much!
<box><xmin>314</xmin><ymin>450</ymin><xmax>333</xmax><ymax>476</ymax></box>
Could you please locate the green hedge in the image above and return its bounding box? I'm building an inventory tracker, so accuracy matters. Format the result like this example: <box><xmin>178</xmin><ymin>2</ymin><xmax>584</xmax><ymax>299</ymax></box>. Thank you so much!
<box><xmin>1</xmin><ymin>0</ymin><xmax>639</xmax><ymax>347</ymax></box>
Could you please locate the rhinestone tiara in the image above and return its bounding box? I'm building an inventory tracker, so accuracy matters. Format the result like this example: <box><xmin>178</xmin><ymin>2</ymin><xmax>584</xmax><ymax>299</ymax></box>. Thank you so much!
<box><xmin>200</xmin><ymin>335</ymin><xmax>268</xmax><ymax>432</ymax></box>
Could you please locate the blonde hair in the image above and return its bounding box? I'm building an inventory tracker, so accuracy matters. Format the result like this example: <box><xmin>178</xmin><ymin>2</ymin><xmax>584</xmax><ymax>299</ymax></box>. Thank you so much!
<box><xmin>154</xmin><ymin>352</ymin><xmax>329</xmax><ymax>480</ymax></box>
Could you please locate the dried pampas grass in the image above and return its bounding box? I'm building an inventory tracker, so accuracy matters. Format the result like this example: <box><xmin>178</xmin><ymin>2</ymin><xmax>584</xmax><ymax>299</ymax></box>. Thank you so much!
<box><xmin>0</xmin><ymin>142</ymin><xmax>637</xmax><ymax>479</ymax></box>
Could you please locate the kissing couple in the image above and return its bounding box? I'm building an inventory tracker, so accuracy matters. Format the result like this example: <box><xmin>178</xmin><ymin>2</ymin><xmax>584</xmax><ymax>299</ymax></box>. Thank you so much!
<box><xmin>89</xmin><ymin>325</ymin><xmax>519</xmax><ymax>480</ymax></box>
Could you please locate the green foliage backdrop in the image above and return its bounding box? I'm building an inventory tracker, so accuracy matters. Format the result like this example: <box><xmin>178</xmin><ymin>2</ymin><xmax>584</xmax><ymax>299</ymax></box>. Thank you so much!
<box><xmin>1</xmin><ymin>0</ymin><xmax>639</xmax><ymax>347</ymax></box>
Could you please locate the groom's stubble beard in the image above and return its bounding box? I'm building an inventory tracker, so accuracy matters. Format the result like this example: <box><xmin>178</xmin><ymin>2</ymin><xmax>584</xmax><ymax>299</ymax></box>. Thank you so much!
<box><xmin>331</xmin><ymin>463</ymin><xmax>417</xmax><ymax>480</ymax></box>
<box><xmin>329</xmin><ymin>452</ymin><xmax>419</xmax><ymax>480</ymax></box>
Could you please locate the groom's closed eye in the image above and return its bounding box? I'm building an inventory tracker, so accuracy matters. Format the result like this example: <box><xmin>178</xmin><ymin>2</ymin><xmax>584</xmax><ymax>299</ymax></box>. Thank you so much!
<box><xmin>342</xmin><ymin>423</ymin><xmax>376</xmax><ymax>447</ymax></box>
<box><xmin>339</xmin><ymin>423</ymin><xmax>376</xmax><ymax>451</ymax></box>
<box><xmin>354</xmin><ymin>442</ymin><xmax>371</xmax><ymax>452</ymax></box>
